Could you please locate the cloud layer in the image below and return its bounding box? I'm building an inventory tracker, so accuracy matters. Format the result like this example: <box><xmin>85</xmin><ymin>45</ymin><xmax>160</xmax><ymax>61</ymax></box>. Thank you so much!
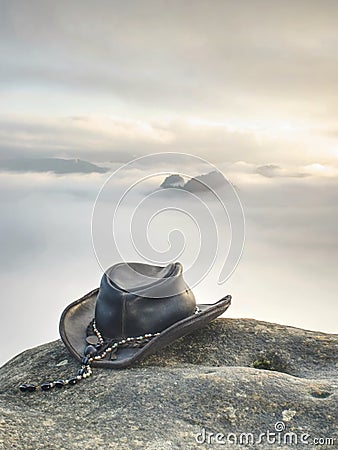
<box><xmin>0</xmin><ymin>165</ymin><xmax>337</xmax><ymax>365</ymax></box>
<box><xmin>1</xmin><ymin>0</ymin><xmax>338</xmax><ymax>166</ymax></box>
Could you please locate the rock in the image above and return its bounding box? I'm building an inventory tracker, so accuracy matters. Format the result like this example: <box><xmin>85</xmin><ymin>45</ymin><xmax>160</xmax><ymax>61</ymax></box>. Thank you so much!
<box><xmin>0</xmin><ymin>318</ymin><xmax>337</xmax><ymax>449</ymax></box>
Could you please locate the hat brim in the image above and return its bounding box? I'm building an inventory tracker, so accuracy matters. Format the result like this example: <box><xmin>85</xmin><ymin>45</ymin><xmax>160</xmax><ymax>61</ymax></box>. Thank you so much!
<box><xmin>59</xmin><ymin>288</ymin><xmax>231</xmax><ymax>369</ymax></box>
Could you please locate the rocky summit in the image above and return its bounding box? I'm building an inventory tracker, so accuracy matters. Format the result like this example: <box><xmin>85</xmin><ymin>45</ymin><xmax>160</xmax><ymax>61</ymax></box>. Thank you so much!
<box><xmin>0</xmin><ymin>318</ymin><xmax>337</xmax><ymax>449</ymax></box>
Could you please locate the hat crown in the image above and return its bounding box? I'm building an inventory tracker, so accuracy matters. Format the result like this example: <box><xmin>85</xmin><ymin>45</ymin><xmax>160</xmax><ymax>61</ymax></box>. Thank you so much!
<box><xmin>95</xmin><ymin>262</ymin><xmax>196</xmax><ymax>339</ymax></box>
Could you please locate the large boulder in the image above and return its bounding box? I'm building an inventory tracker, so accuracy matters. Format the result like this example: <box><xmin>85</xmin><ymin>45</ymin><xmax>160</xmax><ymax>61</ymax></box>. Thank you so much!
<box><xmin>0</xmin><ymin>318</ymin><xmax>337</xmax><ymax>449</ymax></box>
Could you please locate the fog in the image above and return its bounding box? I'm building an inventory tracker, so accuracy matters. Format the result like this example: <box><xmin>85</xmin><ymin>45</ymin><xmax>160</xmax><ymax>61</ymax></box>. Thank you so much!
<box><xmin>0</xmin><ymin>161</ymin><xmax>337</xmax><ymax>366</ymax></box>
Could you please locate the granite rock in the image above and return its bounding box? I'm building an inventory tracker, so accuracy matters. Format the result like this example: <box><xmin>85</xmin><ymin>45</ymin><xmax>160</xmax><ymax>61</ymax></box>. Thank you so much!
<box><xmin>0</xmin><ymin>318</ymin><xmax>337</xmax><ymax>449</ymax></box>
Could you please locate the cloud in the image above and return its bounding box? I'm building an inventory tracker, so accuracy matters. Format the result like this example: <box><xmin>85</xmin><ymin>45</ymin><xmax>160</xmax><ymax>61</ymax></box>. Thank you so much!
<box><xmin>1</xmin><ymin>113</ymin><xmax>336</xmax><ymax>170</ymax></box>
<box><xmin>255</xmin><ymin>164</ymin><xmax>281</xmax><ymax>178</ymax></box>
<box><xmin>2</xmin><ymin>1</ymin><xmax>338</xmax><ymax>110</ymax></box>
<box><xmin>255</xmin><ymin>164</ymin><xmax>309</xmax><ymax>178</ymax></box>
<box><xmin>303</xmin><ymin>163</ymin><xmax>338</xmax><ymax>177</ymax></box>
<box><xmin>0</xmin><ymin>115</ymin><xmax>174</xmax><ymax>163</ymax></box>
<box><xmin>2</xmin><ymin>0</ymin><xmax>338</xmax><ymax>137</ymax></box>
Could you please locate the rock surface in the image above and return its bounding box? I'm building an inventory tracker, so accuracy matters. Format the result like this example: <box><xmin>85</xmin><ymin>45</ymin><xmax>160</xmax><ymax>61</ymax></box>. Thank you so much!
<box><xmin>0</xmin><ymin>318</ymin><xmax>337</xmax><ymax>449</ymax></box>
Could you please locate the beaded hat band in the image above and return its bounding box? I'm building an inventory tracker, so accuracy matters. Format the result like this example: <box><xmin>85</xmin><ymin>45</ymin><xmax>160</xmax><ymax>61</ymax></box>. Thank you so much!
<box><xmin>20</xmin><ymin>295</ymin><xmax>230</xmax><ymax>392</ymax></box>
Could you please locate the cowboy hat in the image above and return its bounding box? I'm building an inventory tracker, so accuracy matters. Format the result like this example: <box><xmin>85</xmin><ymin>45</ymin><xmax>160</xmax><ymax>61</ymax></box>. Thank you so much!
<box><xmin>19</xmin><ymin>261</ymin><xmax>231</xmax><ymax>392</ymax></box>
<box><xmin>59</xmin><ymin>261</ymin><xmax>231</xmax><ymax>369</ymax></box>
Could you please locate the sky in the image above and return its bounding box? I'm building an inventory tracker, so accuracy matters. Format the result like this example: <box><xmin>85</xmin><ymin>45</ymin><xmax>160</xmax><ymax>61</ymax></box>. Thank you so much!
<box><xmin>1</xmin><ymin>0</ymin><xmax>338</xmax><ymax>366</ymax></box>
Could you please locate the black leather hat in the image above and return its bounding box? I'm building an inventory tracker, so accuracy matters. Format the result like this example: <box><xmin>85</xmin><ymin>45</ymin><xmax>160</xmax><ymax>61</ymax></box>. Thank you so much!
<box><xmin>59</xmin><ymin>261</ymin><xmax>231</xmax><ymax>369</ymax></box>
<box><xmin>19</xmin><ymin>261</ymin><xmax>231</xmax><ymax>392</ymax></box>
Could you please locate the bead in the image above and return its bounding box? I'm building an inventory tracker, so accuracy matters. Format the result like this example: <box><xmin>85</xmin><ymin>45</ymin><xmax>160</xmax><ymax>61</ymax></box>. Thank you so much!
<box><xmin>41</xmin><ymin>382</ymin><xmax>52</xmax><ymax>391</ymax></box>
<box><xmin>84</xmin><ymin>345</ymin><xmax>98</xmax><ymax>357</ymax></box>
<box><xmin>26</xmin><ymin>384</ymin><xmax>36</xmax><ymax>392</ymax></box>
<box><xmin>54</xmin><ymin>380</ymin><xmax>64</xmax><ymax>388</ymax></box>
<box><xmin>82</xmin><ymin>356</ymin><xmax>89</xmax><ymax>365</ymax></box>
<box><xmin>68</xmin><ymin>377</ymin><xmax>78</xmax><ymax>385</ymax></box>
<box><xmin>77</xmin><ymin>368</ymin><xmax>85</xmax><ymax>376</ymax></box>
<box><xmin>19</xmin><ymin>384</ymin><xmax>28</xmax><ymax>392</ymax></box>
<box><xmin>76</xmin><ymin>375</ymin><xmax>82</xmax><ymax>380</ymax></box>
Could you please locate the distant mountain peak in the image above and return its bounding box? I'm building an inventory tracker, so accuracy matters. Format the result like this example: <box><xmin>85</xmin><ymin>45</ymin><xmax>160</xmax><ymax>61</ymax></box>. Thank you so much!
<box><xmin>0</xmin><ymin>157</ymin><xmax>109</xmax><ymax>174</ymax></box>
